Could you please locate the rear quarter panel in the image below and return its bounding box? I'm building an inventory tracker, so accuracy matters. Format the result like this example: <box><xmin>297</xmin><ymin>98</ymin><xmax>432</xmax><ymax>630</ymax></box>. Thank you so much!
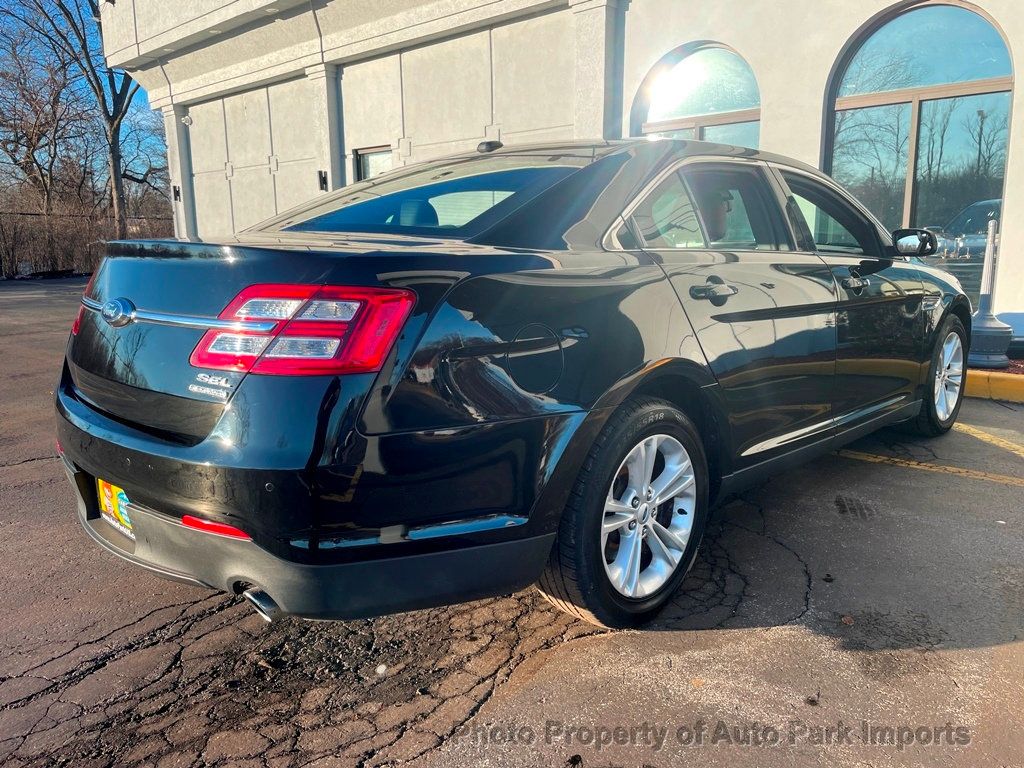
<box><xmin>360</xmin><ymin>251</ymin><xmax>712</xmax><ymax>433</ymax></box>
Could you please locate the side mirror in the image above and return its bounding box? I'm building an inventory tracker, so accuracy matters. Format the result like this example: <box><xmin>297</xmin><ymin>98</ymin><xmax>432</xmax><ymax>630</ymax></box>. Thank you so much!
<box><xmin>892</xmin><ymin>228</ymin><xmax>938</xmax><ymax>257</ymax></box>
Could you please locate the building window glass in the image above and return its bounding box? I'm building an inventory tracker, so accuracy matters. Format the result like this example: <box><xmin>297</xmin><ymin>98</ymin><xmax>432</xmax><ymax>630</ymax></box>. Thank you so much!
<box><xmin>355</xmin><ymin>147</ymin><xmax>393</xmax><ymax>181</ymax></box>
<box><xmin>827</xmin><ymin>4</ymin><xmax>1012</xmax><ymax>304</ymax></box>
<box><xmin>638</xmin><ymin>45</ymin><xmax>761</xmax><ymax>148</ymax></box>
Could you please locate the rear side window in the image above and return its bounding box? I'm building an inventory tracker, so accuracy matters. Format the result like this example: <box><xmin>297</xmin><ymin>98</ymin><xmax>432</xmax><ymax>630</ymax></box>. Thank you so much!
<box><xmin>268</xmin><ymin>156</ymin><xmax>585</xmax><ymax>237</ymax></box>
<box><xmin>629</xmin><ymin>172</ymin><xmax>705</xmax><ymax>249</ymax></box>
<box><xmin>682</xmin><ymin>165</ymin><xmax>791</xmax><ymax>251</ymax></box>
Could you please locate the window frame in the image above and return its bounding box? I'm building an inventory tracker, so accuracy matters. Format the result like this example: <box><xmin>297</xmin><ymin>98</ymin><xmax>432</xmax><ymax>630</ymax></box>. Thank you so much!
<box><xmin>353</xmin><ymin>146</ymin><xmax>394</xmax><ymax>182</ymax></box>
<box><xmin>627</xmin><ymin>169</ymin><xmax>708</xmax><ymax>250</ymax></box>
<box><xmin>612</xmin><ymin>156</ymin><xmax>796</xmax><ymax>252</ymax></box>
<box><xmin>824</xmin><ymin>4</ymin><xmax>1013</xmax><ymax>229</ymax></box>
<box><xmin>771</xmin><ymin>164</ymin><xmax>892</xmax><ymax>258</ymax></box>
<box><xmin>642</xmin><ymin>108</ymin><xmax>762</xmax><ymax>141</ymax></box>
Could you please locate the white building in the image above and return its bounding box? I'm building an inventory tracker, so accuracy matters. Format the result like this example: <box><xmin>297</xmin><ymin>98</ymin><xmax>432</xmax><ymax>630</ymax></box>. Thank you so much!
<box><xmin>102</xmin><ymin>0</ymin><xmax>1024</xmax><ymax>341</ymax></box>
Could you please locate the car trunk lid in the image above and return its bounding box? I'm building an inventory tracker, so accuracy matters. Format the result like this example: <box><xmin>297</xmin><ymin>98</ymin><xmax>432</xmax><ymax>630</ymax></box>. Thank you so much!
<box><xmin>67</xmin><ymin>238</ymin><xmax>420</xmax><ymax>442</ymax></box>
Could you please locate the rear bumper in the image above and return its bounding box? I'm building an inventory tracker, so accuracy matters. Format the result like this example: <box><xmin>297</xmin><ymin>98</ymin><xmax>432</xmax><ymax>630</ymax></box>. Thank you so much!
<box><xmin>61</xmin><ymin>456</ymin><xmax>554</xmax><ymax>619</ymax></box>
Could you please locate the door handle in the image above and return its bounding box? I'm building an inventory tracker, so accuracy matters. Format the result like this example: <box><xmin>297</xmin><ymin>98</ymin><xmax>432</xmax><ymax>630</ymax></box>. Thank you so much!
<box><xmin>690</xmin><ymin>281</ymin><xmax>739</xmax><ymax>301</ymax></box>
<box><xmin>841</xmin><ymin>276</ymin><xmax>869</xmax><ymax>291</ymax></box>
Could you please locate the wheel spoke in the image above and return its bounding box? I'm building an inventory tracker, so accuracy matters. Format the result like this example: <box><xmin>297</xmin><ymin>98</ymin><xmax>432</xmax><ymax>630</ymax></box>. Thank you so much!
<box><xmin>603</xmin><ymin>511</ymin><xmax>633</xmax><ymax>535</ymax></box>
<box><xmin>605</xmin><ymin>497</ymin><xmax>632</xmax><ymax>516</ymax></box>
<box><xmin>646</xmin><ymin>524</ymin><xmax>682</xmax><ymax>569</ymax></box>
<box><xmin>619</xmin><ymin>532</ymin><xmax>643</xmax><ymax>596</ymax></box>
<box><xmin>942</xmin><ymin>336</ymin><xmax>957</xmax><ymax>367</ymax></box>
<box><xmin>642</xmin><ymin>436</ymin><xmax>659</xmax><ymax>486</ymax></box>
<box><xmin>651</xmin><ymin>520</ymin><xmax>689</xmax><ymax>553</ymax></box>
<box><xmin>651</xmin><ymin>461</ymin><xmax>694</xmax><ymax>505</ymax></box>
<box><xmin>625</xmin><ymin>441</ymin><xmax>648</xmax><ymax>491</ymax></box>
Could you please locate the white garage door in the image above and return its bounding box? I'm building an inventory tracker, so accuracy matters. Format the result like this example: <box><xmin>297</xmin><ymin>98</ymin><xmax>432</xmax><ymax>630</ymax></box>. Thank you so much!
<box><xmin>187</xmin><ymin>78</ymin><xmax>320</xmax><ymax>238</ymax></box>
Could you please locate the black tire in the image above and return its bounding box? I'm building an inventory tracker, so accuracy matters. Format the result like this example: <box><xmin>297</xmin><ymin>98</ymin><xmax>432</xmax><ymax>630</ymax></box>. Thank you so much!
<box><xmin>537</xmin><ymin>397</ymin><xmax>710</xmax><ymax>628</ymax></box>
<box><xmin>907</xmin><ymin>314</ymin><xmax>968</xmax><ymax>437</ymax></box>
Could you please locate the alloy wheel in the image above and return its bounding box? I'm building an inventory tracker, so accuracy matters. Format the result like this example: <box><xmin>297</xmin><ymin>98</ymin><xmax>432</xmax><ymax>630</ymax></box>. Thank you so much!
<box><xmin>601</xmin><ymin>434</ymin><xmax>697</xmax><ymax>598</ymax></box>
<box><xmin>934</xmin><ymin>330</ymin><xmax>964</xmax><ymax>422</ymax></box>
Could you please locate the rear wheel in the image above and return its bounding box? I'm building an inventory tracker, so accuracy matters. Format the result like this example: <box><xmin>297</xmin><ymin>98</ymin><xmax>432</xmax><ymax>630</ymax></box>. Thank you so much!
<box><xmin>537</xmin><ymin>397</ymin><xmax>709</xmax><ymax>628</ymax></box>
<box><xmin>908</xmin><ymin>314</ymin><xmax>967</xmax><ymax>437</ymax></box>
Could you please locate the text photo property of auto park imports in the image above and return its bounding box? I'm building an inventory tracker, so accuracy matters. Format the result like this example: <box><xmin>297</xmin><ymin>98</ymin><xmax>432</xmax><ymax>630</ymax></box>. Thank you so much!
<box><xmin>2</xmin><ymin>0</ymin><xmax>1024</xmax><ymax>767</ymax></box>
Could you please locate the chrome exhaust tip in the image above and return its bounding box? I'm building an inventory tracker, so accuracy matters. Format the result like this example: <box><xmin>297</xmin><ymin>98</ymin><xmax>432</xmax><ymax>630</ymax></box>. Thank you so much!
<box><xmin>242</xmin><ymin>588</ymin><xmax>282</xmax><ymax>623</ymax></box>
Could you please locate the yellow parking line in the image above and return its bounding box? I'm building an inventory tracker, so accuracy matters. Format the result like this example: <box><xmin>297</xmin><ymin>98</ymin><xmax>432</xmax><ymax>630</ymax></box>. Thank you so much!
<box><xmin>837</xmin><ymin>450</ymin><xmax>1024</xmax><ymax>487</ymax></box>
<box><xmin>953</xmin><ymin>423</ymin><xmax>1024</xmax><ymax>462</ymax></box>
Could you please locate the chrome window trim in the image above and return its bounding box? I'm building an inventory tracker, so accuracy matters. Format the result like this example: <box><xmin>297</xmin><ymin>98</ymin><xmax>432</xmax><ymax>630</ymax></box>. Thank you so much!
<box><xmin>605</xmin><ymin>155</ymin><xmax>779</xmax><ymax>253</ymax></box>
<box><xmin>769</xmin><ymin>163</ymin><xmax>893</xmax><ymax>251</ymax></box>
<box><xmin>81</xmin><ymin>296</ymin><xmax>279</xmax><ymax>333</ymax></box>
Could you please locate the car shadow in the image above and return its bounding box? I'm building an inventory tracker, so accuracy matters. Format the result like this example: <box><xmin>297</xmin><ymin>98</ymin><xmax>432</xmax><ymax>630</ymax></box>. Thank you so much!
<box><xmin>645</xmin><ymin>424</ymin><xmax>1023</xmax><ymax>665</ymax></box>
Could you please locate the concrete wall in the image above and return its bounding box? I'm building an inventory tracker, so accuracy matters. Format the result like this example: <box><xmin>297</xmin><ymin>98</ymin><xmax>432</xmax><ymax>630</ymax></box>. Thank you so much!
<box><xmin>184</xmin><ymin>78</ymin><xmax>320</xmax><ymax>237</ymax></box>
<box><xmin>107</xmin><ymin>0</ymin><xmax>1024</xmax><ymax>330</ymax></box>
<box><xmin>339</xmin><ymin>11</ymin><xmax>575</xmax><ymax>172</ymax></box>
<box><xmin>150</xmin><ymin>2</ymin><xmax>585</xmax><ymax>239</ymax></box>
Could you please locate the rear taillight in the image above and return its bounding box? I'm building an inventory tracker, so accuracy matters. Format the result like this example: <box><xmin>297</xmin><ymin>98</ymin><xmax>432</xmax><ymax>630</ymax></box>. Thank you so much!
<box><xmin>71</xmin><ymin>273</ymin><xmax>97</xmax><ymax>336</ymax></box>
<box><xmin>71</xmin><ymin>306</ymin><xmax>85</xmax><ymax>336</ymax></box>
<box><xmin>190</xmin><ymin>284</ymin><xmax>415</xmax><ymax>376</ymax></box>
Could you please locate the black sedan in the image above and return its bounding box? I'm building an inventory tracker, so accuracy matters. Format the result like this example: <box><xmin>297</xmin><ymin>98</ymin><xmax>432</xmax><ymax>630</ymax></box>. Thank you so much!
<box><xmin>56</xmin><ymin>139</ymin><xmax>970</xmax><ymax>628</ymax></box>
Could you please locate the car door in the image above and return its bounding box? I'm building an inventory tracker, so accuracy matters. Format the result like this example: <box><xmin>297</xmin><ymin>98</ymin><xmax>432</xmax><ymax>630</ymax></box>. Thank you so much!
<box><xmin>629</xmin><ymin>159</ymin><xmax>838</xmax><ymax>469</ymax></box>
<box><xmin>774</xmin><ymin>168</ymin><xmax>925</xmax><ymax>429</ymax></box>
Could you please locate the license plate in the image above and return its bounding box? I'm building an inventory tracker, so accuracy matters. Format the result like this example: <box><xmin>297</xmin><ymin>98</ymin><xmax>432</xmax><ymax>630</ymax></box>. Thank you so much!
<box><xmin>97</xmin><ymin>479</ymin><xmax>135</xmax><ymax>540</ymax></box>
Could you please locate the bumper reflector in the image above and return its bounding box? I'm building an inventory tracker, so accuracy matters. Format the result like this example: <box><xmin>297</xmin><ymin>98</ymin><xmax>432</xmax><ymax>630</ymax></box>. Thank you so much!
<box><xmin>181</xmin><ymin>514</ymin><xmax>252</xmax><ymax>540</ymax></box>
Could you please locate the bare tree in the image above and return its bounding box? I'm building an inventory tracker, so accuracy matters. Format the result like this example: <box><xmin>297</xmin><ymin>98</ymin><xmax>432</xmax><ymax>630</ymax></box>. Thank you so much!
<box><xmin>0</xmin><ymin>29</ymin><xmax>95</xmax><ymax>268</ymax></box>
<box><xmin>918</xmin><ymin>98</ymin><xmax>958</xmax><ymax>184</ymax></box>
<box><xmin>2</xmin><ymin>0</ymin><xmax>140</xmax><ymax>238</ymax></box>
<box><xmin>962</xmin><ymin>106</ymin><xmax>1008</xmax><ymax>179</ymax></box>
<box><xmin>0</xmin><ymin>30</ymin><xmax>89</xmax><ymax>216</ymax></box>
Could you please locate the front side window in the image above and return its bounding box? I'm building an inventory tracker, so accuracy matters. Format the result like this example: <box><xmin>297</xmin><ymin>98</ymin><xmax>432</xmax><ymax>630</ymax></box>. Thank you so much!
<box><xmin>265</xmin><ymin>155</ymin><xmax>586</xmax><ymax>236</ymax></box>
<box><xmin>781</xmin><ymin>172</ymin><xmax>881</xmax><ymax>258</ymax></box>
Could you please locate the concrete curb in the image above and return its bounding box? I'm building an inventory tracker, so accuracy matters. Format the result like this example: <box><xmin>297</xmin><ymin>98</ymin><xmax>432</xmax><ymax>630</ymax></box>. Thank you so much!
<box><xmin>966</xmin><ymin>369</ymin><xmax>1024</xmax><ymax>403</ymax></box>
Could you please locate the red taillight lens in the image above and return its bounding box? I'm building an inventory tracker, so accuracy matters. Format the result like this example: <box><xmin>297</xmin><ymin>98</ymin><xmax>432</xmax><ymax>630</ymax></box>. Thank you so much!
<box><xmin>189</xmin><ymin>284</ymin><xmax>415</xmax><ymax>376</ymax></box>
<box><xmin>181</xmin><ymin>514</ymin><xmax>251</xmax><ymax>540</ymax></box>
<box><xmin>71</xmin><ymin>305</ymin><xmax>86</xmax><ymax>336</ymax></box>
<box><xmin>71</xmin><ymin>273</ymin><xmax>97</xmax><ymax>336</ymax></box>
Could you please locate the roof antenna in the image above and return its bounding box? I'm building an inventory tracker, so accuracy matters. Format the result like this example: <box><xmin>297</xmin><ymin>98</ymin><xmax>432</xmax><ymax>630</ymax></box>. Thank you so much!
<box><xmin>477</xmin><ymin>140</ymin><xmax>503</xmax><ymax>153</ymax></box>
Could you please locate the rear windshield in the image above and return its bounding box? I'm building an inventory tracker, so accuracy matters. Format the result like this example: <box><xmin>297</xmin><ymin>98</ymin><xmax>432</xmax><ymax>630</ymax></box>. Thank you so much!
<box><xmin>264</xmin><ymin>155</ymin><xmax>587</xmax><ymax>237</ymax></box>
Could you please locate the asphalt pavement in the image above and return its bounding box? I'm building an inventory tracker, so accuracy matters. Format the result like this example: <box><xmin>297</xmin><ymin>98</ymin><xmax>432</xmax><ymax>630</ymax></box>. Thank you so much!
<box><xmin>1</xmin><ymin>277</ymin><xmax>1022</xmax><ymax>768</ymax></box>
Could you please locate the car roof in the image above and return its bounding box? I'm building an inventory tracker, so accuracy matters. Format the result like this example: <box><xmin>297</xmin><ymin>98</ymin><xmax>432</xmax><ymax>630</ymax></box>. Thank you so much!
<box><xmin>446</xmin><ymin>137</ymin><xmax>826</xmax><ymax>177</ymax></box>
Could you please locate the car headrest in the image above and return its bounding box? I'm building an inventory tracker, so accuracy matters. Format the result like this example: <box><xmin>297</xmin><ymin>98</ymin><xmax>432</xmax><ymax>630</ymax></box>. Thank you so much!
<box><xmin>399</xmin><ymin>199</ymin><xmax>439</xmax><ymax>227</ymax></box>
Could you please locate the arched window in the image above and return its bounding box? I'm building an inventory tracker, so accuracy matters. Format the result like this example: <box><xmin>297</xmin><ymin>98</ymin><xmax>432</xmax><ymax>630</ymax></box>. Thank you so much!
<box><xmin>637</xmin><ymin>45</ymin><xmax>761</xmax><ymax>148</ymax></box>
<box><xmin>826</xmin><ymin>4</ymin><xmax>1011</xmax><ymax>301</ymax></box>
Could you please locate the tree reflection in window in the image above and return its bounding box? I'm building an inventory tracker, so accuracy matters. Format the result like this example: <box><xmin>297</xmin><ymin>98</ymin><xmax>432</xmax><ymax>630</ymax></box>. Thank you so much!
<box><xmin>828</xmin><ymin>5</ymin><xmax>1012</xmax><ymax>304</ymax></box>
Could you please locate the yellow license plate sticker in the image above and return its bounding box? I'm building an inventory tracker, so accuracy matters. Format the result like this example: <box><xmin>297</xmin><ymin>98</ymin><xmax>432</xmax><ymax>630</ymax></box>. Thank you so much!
<box><xmin>97</xmin><ymin>479</ymin><xmax>135</xmax><ymax>540</ymax></box>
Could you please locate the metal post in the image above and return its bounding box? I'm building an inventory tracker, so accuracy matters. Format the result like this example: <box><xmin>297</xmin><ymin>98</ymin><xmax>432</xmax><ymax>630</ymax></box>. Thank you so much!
<box><xmin>967</xmin><ymin>218</ymin><xmax>1011</xmax><ymax>368</ymax></box>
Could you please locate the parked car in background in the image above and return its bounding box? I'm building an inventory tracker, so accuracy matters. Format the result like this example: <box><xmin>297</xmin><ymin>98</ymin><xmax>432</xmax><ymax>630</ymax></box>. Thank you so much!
<box><xmin>56</xmin><ymin>139</ymin><xmax>971</xmax><ymax>628</ymax></box>
<box><xmin>922</xmin><ymin>199</ymin><xmax>1001</xmax><ymax>301</ymax></box>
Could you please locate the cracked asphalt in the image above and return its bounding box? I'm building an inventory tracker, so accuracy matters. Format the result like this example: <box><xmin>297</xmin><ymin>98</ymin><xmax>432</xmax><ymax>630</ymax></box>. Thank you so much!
<box><xmin>2</xmin><ymin>278</ymin><xmax>1023</xmax><ymax>767</ymax></box>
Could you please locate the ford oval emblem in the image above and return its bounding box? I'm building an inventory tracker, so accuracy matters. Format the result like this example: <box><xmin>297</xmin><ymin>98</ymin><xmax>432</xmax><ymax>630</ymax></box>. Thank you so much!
<box><xmin>101</xmin><ymin>297</ymin><xmax>136</xmax><ymax>328</ymax></box>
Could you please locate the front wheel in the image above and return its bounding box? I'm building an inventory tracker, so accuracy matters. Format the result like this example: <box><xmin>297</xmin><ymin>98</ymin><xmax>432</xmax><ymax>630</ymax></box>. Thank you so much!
<box><xmin>537</xmin><ymin>397</ymin><xmax>709</xmax><ymax>628</ymax></box>
<box><xmin>908</xmin><ymin>314</ymin><xmax>968</xmax><ymax>437</ymax></box>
